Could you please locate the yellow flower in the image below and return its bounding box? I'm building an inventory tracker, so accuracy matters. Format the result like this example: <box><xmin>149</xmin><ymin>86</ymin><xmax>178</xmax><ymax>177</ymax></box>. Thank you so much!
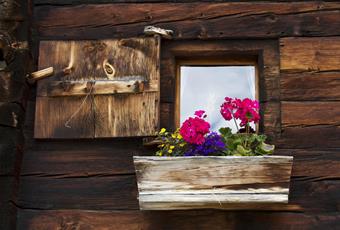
<box><xmin>180</xmin><ymin>143</ymin><xmax>185</xmax><ymax>147</ymax></box>
<box><xmin>177</xmin><ymin>134</ymin><xmax>183</xmax><ymax>139</ymax></box>
<box><xmin>170</xmin><ymin>145</ymin><xmax>175</xmax><ymax>149</ymax></box>
<box><xmin>159</xmin><ymin>128</ymin><xmax>166</xmax><ymax>134</ymax></box>
<box><xmin>168</xmin><ymin>149</ymin><xmax>173</xmax><ymax>153</ymax></box>
<box><xmin>171</xmin><ymin>134</ymin><xmax>176</xmax><ymax>138</ymax></box>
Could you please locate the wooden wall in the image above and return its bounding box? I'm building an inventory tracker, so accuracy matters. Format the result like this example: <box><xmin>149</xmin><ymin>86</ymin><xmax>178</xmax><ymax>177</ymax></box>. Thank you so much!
<box><xmin>16</xmin><ymin>1</ymin><xmax>340</xmax><ymax>229</ymax></box>
<box><xmin>0</xmin><ymin>0</ymin><xmax>31</xmax><ymax>229</ymax></box>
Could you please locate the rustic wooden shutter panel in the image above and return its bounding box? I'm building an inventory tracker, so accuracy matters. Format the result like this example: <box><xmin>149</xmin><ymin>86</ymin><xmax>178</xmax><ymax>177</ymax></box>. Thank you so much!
<box><xmin>34</xmin><ymin>37</ymin><xmax>160</xmax><ymax>138</ymax></box>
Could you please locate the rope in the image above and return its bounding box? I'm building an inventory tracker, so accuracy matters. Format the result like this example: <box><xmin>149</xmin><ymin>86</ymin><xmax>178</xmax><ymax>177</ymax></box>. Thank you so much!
<box><xmin>64</xmin><ymin>83</ymin><xmax>94</xmax><ymax>128</ymax></box>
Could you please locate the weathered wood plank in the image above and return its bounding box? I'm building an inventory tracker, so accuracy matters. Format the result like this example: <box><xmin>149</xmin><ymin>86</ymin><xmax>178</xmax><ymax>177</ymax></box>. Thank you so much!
<box><xmin>280</xmin><ymin>37</ymin><xmax>340</xmax><ymax>72</ymax></box>
<box><xmin>33</xmin><ymin>0</ymin><xmax>322</xmax><ymax>5</ymax></box>
<box><xmin>20</xmin><ymin>146</ymin><xmax>340</xmax><ymax>179</ymax></box>
<box><xmin>94</xmin><ymin>37</ymin><xmax>160</xmax><ymax>137</ymax></box>
<box><xmin>281</xmin><ymin>72</ymin><xmax>340</xmax><ymax>101</ymax></box>
<box><xmin>134</xmin><ymin>156</ymin><xmax>293</xmax><ymax>210</ymax></box>
<box><xmin>18</xmin><ymin>175</ymin><xmax>139</xmax><ymax>210</ymax></box>
<box><xmin>20</xmin><ymin>142</ymin><xmax>152</xmax><ymax>176</ymax></box>
<box><xmin>276</xmin><ymin>126</ymin><xmax>340</xmax><ymax>149</ymax></box>
<box><xmin>275</xmin><ymin>149</ymin><xmax>340</xmax><ymax>178</ymax></box>
<box><xmin>17</xmin><ymin>209</ymin><xmax>340</xmax><ymax>230</ymax></box>
<box><xmin>282</xmin><ymin>102</ymin><xmax>340</xmax><ymax>127</ymax></box>
<box><xmin>17</xmin><ymin>174</ymin><xmax>340</xmax><ymax>211</ymax></box>
<box><xmin>37</xmin><ymin>79</ymin><xmax>158</xmax><ymax>96</ymax></box>
<box><xmin>35</xmin><ymin>41</ymin><xmax>96</xmax><ymax>138</ymax></box>
<box><xmin>35</xmin><ymin>37</ymin><xmax>160</xmax><ymax>138</ymax></box>
<box><xmin>34</xmin><ymin>3</ymin><xmax>340</xmax><ymax>39</ymax></box>
<box><xmin>34</xmin><ymin>96</ymin><xmax>94</xmax><ymax>138</ymax></box>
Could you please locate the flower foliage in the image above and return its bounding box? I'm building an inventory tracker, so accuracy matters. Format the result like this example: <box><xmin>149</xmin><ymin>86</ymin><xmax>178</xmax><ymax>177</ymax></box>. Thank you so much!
<box><xmin>155</xmin><ymin>97</ymin><xmax>274</xmax><ymax>157</ymax></box>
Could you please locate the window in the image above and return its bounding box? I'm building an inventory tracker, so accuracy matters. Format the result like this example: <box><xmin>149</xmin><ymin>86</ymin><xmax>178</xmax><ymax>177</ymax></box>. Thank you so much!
<box><xmin>176</xmin><ymin>59</ymin><xmax>258</xmax><ymax>133</ymax></box>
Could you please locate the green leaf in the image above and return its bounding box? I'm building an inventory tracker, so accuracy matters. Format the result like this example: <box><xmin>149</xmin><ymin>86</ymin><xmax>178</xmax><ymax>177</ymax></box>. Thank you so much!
<box><xmin>235</xmin><ymin>145</ymin><xmax>252</xmax><ymax>156</ymax></box>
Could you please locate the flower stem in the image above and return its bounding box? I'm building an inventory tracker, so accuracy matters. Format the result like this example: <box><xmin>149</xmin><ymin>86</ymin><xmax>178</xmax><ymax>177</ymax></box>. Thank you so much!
<box><xmin>228</xmin><ymin>108</ymin><xmax>239</xmax><ymax>132</ymax></box>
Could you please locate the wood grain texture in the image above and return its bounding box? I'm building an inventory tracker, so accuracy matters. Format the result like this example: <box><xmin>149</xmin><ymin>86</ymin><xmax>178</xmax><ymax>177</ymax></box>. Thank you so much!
<box><xmin>18</xmin><ymin>175</ymin><xmax>139</xmax><ymax>210</ymax></box>
<box><xmin>34</xmin><ymin>96</ymin><xmax>94</xmax><ymax>138</ymax></box>
<box><xmin>20</xmin><ymin>145</ymin><xmax>340</xmax><ymax>179</ymax></box>
<box><xmin>94</xmin><ymin>37</ymin><xmax>160</xmax><ymax>137</ymax></box>
<box><xmin>17</xmin><ymin>173</ymin><xmax>340</xmax><ymax>212</ymax></box>
<box><xmin>17</xmin><ymin>210</ymin><xmax>340</xmax><ymax>230</ymax></box>
<box><xmin>16</xmin><ymin>0</ymin><xmax>340</xmax><ymax>228</ymax></box>
<box><xmin>280</xmin><ymin>37</ymin><xmax>340</xmax><ymax>72</ymax></box>
<box><xmin>34</xmin><ymin>2</ymin><xmax>340</xmax><ymax>39</ymax></box>
<box><xmin>276</xmin><ymin>126</ymin><xmax>340</xmax><ymax>149</ymax></box>
<box><xmin>38</xmin><ymin>79</ymin><xmax>158</xmax><ymax>96</ymax></box>
<box><xmin>35</xmin><ymin>37</ymin><xmax>160</xmax><ymax>138</ymax></box>
<box><xmin>134</xmin><ymin>156</ymin><xmax>293</xmax><ymax>210</ymax></box>
<box><xmin>282</xmin><ymin>102</ymin><xmax>340</xmax><ymax>127</ymax></box>
<box><xmin>281</xmin><ymin>72</ymin><xmax>340</xmax><ymax>101</ymax></box>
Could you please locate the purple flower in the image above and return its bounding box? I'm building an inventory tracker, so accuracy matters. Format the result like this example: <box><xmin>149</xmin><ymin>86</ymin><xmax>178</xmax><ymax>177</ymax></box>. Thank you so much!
<box><xmin>184</xmin><ymin>132</ymin><xmax>226</xmax><ymax>156</ymax></box>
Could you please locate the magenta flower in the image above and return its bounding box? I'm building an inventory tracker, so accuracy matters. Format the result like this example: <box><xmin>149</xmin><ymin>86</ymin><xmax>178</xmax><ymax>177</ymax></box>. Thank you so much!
<box><xmin>194</xmin><ymin>110</ymin><xmax>206</xmax><ymax>118</ymax></box>
<box><xmin>180</xmin><ymin>111</ymin><xmax>210</xmax><ymax>145</ymax></box>
<box><xmin>220</xmin><ymin>97</ymin><xmax>241</xmax><ymax>121</ymax></box>
<box><xmin>220</xmin><ymin>97</ymin><xmax>260</xmax><ymax>128</ymax></box>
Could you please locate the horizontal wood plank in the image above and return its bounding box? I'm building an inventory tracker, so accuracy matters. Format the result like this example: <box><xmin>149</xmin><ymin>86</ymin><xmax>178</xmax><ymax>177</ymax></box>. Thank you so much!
<box><xmin>276</xmin><ymin>126</ymin><xmax>340</xmax><ymax>149</ymax></box>
<box><xmin>17</xmin><ymin>174</ymin><xmax>340</xmax><ymax>211</ymax></box>
<box><xmin>281</xmin><ymin>72</ymin><xmax>340</xmax><ymax>101</ymax></box>
<box><xmin>275</xmin><ymin>149</ymin><xmax>340</xmax><ymax>178</ymax></box>
<box><xmin>18</xmin><ymin>175</ymin><xmax>139</xmax><ymax>210</ymax></box>
<box><xmin>282</xmin><ymin>102</ymin><xmax>340</xmax><ymax>127</ymax></box>
<box><xmin>20</xmin><ymin>146</ymin><xmax>340</xmax><ymax>179</ymax></box>
<box><xmin>280</xmin><ymin>37</ymin><xmax>340</xmax><ymax>72</ymax></box>
<box><xmin>37</xmin><ymin>79</ymin><xmax>158</xmax><ymax>96</ymax></box>
<box><xmin>17</xmin><ymin>209</ymin><xmax>340</xmax><ymax>230</ymax></box>
<box><xmin>34</xmin><ymin>2</ymin><xmax>340</xmax><ymax>39</ymax></box>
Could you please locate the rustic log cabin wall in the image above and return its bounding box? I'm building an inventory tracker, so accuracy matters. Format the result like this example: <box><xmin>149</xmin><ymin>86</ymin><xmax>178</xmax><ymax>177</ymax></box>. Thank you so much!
<box><xmin>5</xmin><ymin>0</ymin><xmax>340</xmax><ymax>229</ymax></box>
<box><xmin>0</xmin><ymin>0</ymin><xmax>32</xmax><ymax>229</ymax></box>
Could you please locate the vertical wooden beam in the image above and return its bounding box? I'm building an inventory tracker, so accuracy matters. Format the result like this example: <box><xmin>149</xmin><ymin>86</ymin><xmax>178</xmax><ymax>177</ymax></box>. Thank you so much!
<box><xmin>0</xmin><ymin>0</ymin><xmax>31</xmax><ymax>229</ymax></box>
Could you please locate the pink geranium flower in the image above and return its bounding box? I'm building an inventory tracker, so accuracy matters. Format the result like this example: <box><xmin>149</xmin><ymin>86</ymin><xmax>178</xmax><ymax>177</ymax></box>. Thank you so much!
<box><xmin>220</xmin><ymin>97</ymin><xmax>260</xmax><ymax>127</ymax></box>
<box><xmin>180</xmin><ymin>110</ymin><xmax>210</xmax><ymax>145</ymax></box>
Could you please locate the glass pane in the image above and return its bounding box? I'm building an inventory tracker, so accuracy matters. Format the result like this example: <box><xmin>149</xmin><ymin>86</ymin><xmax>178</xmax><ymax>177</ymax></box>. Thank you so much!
<box><xmin>180</xmin><ymin>66</ymin><xmax>256</xmax><ymax>133</ymax></box>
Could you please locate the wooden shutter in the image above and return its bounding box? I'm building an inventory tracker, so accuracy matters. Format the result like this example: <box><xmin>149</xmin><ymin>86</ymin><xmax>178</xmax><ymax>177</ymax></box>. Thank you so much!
<box><xmin>34</xmin><ymin>37</ymin><xmax>160</xmax><ymax>138</ymax></box>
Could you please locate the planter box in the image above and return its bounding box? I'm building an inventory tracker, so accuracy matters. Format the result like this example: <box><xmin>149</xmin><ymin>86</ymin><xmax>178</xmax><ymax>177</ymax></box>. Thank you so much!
<box><xmin>133</xmin><ymin>156</ymin><xmax>293</xmax><ymax>210</ymax></box>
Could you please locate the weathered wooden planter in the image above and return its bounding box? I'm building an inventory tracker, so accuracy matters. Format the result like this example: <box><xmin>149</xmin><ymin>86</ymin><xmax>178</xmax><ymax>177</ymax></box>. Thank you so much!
<box><xmin>133</xmin><ymin>156</ymin><xmax>293</xmax><ymax>210</ymax></box>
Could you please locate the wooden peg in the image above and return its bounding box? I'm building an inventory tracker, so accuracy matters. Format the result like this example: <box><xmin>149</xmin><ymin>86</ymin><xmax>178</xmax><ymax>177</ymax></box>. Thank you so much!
<box><xmin>27</xmin><ymin>67</ymin><xmax>54</xmax><ymax>84</ymax></box>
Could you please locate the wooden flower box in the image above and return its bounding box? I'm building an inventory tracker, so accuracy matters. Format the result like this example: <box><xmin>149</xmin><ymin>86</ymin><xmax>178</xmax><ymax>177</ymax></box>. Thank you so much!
<box><xmin>133</xmin><ymin>156</ymin><xmax>293</xmax><ymax>210</ymax></box>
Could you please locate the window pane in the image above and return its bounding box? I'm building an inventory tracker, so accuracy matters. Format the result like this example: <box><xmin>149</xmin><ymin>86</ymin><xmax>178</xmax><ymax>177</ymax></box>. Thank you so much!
<box><xmin>180</xmin><ymin>66</ymin><xmax>256</xmax><ymax>133</ymax></box>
